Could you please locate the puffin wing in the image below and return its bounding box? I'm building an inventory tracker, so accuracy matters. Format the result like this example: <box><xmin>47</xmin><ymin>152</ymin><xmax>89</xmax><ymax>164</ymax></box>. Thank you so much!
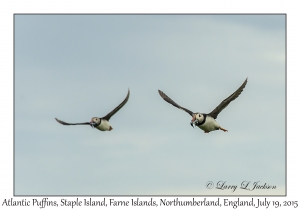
<box><xmin>102</xmin><ymin>89</ymin><xmax>130</xmax><ymax>121</ymax></box>
<box><xmin>55</xmin><ymin>118</ymin><xmax>90</xmax><ymax>125</ymax></box>
<box><xmin>209</xmin><ymin>78</ymin><xmax>248</xmax><ymax>119</ymax></box>
<box><xmin>158</xmin><ymin>90</ymin><xmax>193</xmax><ymax>116</ymax></box>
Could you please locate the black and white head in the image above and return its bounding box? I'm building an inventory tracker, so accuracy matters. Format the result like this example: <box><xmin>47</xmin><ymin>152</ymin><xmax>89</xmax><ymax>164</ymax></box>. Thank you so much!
<box><xmin>190</xmin><ymin>113</ymin><xmax>204</xmax><ymax>127</ymax></box>
<box><xmin>193</xmin><ymin>113</ymin><xmax>204</xmax><ymax>122</ymax></box>
<box><xmin>90</xmin><ymin>117</ymin><xmax>101</xmax><ymax>128</ymax></box>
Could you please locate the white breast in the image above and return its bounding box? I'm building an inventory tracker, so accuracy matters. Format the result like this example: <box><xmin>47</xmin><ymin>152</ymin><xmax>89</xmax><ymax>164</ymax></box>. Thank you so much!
<box><xmin>96</xmin><ymin>119</ymin><xmax>111</xmax><ymax>131</ymax></box>
<box><xmin>198</xmin><ymin>116</ymin><xmax>220</xmax><ymax>132</ymax></box>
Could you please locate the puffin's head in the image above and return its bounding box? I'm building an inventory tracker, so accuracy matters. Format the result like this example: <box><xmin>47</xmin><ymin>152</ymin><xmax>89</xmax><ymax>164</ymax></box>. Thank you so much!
<box><xmin>90</xmin><ymin>117</ymin><xmax>101</xmax><ymax>128</ymax></box>
<box><xmin>190</xmin><ymin>113</ymin><xmax>204</xmax><ymax>127</ymax></box>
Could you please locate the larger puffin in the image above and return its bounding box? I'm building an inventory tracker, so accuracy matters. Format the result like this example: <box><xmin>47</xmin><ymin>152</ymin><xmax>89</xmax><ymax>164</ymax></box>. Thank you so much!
<box><xmin>158</xmin><ymin>78</ymin><xmax>247</xmax><ymax>133</ymax></box>
<box><xmin>55</xmin><ymin>89</ymin><xmax>130</xmax><ymax>131</ymax></box>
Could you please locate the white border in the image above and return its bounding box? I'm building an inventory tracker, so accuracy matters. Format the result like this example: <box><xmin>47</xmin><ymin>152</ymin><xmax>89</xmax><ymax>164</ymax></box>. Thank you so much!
<box><xmin>1</xmin><ymin>0</ymin><xmax>298</xmax><ymax>209</ymax></box>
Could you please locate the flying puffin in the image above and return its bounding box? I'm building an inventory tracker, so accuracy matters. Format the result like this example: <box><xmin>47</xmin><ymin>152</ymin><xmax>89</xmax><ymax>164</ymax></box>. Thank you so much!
<box><xmin>55</xmin><ymin>89</ymin><xmax>130</xmax><ymax>131</ymax></box>
<box><xmin>158</xmin><ymin>78</ymin><xmax>247</xmax><ymax>133</ymax></box>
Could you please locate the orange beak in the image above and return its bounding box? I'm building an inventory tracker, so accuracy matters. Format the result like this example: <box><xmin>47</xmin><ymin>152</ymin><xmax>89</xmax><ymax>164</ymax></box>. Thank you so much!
<box><xmin>190</xmin><ymin>114</ymin><xmax>195</xmax><ymax>128</ymax></box>
<box><xmin>191</xmin><ymin>114</ymin><xmax>196</xmax><ymax>123</ymax></box>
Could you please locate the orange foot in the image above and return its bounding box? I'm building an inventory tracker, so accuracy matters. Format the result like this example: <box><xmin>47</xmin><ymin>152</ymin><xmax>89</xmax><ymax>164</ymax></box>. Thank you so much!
<box><xmin>220</xmin><ymin>127</ymin><xmax>228</xmax><ymax>132</ymax></box>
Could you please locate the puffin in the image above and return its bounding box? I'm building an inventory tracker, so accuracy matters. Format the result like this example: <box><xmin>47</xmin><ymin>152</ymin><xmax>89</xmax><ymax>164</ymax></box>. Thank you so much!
<box><xmin>158</xmin><ymin>78</ymin><xmax>247</xmax><ymax>133</ymax></box>
<box><xmin>55</xmin><ymin>89</ymin><xmax>130</xmax><ymax>131</ymax></box>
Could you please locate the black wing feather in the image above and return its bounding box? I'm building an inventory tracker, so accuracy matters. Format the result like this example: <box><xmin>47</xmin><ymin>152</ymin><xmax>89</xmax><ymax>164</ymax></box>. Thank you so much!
<box><xmin>55</xmin><ymin>118</ymin><xmax>90</xmax><ymax>125</ymax></box>
<box><xmin>209</xmin><ymin>78</ymin><xmax>248</xmax><ymax>119</ymax></box>
<box><xmin>102</xmin><ymin>89</ymin><xmax>130</xmax><ymax>121</ymax></box>
<box><xmin>158</xmin><ymin>90</ymin><xmax>193</xmax><ymax>116</ymax></box>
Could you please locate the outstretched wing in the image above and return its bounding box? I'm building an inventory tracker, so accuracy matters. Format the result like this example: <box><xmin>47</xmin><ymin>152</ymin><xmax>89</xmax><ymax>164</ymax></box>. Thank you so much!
<box><xmin>102</xmin><ymin>89</ymin><xmax>130</xmax><ymax>121</ymax></box>
<box><xmin>158</xmin><ymin>90</ymin><xmax>193</xmax><ymax>116</ymax></box>
<box><xmin>209</xmin><ymin>78</ymin><xmax>248</xmax><ymax>119</ymax></box>
<box><xmin>55</xmin><ymin>118</ymin><xmax>90</xmax><ymax>125</ymax></box>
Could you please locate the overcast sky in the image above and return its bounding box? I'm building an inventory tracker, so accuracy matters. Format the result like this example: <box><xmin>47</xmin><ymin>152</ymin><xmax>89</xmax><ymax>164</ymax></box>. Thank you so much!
<box><xmin>14</xmin><ymin>14</ymin><xmax>285</xmax><ymax>196</ymax></box>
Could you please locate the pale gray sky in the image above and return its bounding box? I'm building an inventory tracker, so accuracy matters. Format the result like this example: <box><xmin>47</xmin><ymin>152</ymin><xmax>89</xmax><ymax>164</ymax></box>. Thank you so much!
<box><xmin>14</xmin><ymin>14</ymin><xmax>285</xmax><ymax>195</ymax></box>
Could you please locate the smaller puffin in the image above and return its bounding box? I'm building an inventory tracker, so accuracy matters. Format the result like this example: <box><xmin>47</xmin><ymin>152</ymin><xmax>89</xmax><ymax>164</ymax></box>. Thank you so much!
<box><xmin>55</xmin><ymin>89</ymin><xmax>130</xmax><ymax>131</ymax></box>
<box><xmin>158</xmin><ymin>78</ymin><xmax>247</xmax><ymax>133</ymax></box>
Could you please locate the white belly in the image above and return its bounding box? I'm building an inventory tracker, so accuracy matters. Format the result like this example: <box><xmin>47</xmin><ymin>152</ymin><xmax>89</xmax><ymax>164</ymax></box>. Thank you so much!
<box><xmin>198</xmin><ymin>116</ymin><xmax>220</xmax><ymax>132</ymax></box>
<box><xmin>96</xmin><ymin>119</ymin><xmax>111</xmax><ymax>131</ymax></box>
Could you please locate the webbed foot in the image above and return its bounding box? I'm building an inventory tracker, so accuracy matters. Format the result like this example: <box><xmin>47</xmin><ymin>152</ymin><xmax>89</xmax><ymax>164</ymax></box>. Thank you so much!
<box><xmin>220</xmin><ymin>127</ymin><xmax>228</xmax><ymax>132</ymax></box>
